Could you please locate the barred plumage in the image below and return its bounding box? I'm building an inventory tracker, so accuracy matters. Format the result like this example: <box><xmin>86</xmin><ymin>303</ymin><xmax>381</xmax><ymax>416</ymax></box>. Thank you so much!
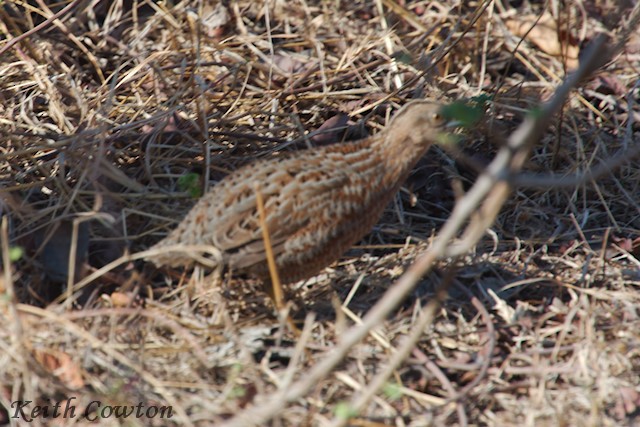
<box><xmin>148</xmin><ymin>100</ymin><xmax>448</xmax><ymax>284</ymax></box>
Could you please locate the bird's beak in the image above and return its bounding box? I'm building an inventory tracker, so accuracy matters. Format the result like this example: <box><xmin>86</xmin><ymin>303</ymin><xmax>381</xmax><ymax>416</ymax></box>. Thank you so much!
<box><xmin>445</xmin><ymin>119</ymin><xmax>464</xmax><ymax>129</ymax></box>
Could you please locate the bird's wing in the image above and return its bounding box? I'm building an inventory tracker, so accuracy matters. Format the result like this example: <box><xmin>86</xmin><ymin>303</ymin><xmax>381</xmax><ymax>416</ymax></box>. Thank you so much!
<box><xmin>207</xmin><ymin>153</ymin><xmax>352</xmax><ymax>270</ymax></box>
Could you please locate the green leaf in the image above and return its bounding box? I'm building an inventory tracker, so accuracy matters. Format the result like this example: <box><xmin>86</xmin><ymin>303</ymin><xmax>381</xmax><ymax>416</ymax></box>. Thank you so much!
<box><xmin>229</xmin><ymin>386</ymin><xmax>246</xmax><ymax>398</ymax></box>
<box><xmin>9</xmin><ymin>246</ymin><xmax>23</xmax><ymax>262</ymax></box>
<box><xmin>469</xmin><ymin>94</ymin><xmax>493</xmax><ymax>108</ymax></box>
<box><xmin>334</xmin><ymin>402</ymin><xmax>358</xmax><ymax>420</ymax></box>
<box><xmin>436</xmin><ymin>132</ymin><xmax>462</xmax><ymax>146</ymax></box>
<box><xmin>230</xmin><ymin>363</ymin><xmax>243</xmax><ymax>375</ymax></box>
<box><xmin>382</xmin><ymin>382</ymin><xmax>403</xmax><ymax>401</ymax></box>
<box><xmin>528</xmin><ymin>105</ymin><xmax>544</xmax><ymax>118</ymax></box>
<box><xmin>178</xmin><ymin>173</ymin><xmax>203</xmax><ymax>198</ymax></box>
<box><xmin>441</xmin><ymin>101</ymin><xmax>485</xmax><ymax>129</ymax></box>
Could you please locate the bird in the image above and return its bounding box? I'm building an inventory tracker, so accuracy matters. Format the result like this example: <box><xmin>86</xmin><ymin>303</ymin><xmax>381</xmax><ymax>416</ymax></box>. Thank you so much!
<box><xmin>147</xmin><ymin>99</ymin><xmax>451</xmax><ymax>294</ymax></box>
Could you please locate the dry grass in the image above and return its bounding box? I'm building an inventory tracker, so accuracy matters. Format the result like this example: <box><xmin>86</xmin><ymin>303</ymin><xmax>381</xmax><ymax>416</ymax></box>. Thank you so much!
<box><xmin>1</xmin><ymin>0</ymin><xmax>640</xmax><ymax>426</ymax></box>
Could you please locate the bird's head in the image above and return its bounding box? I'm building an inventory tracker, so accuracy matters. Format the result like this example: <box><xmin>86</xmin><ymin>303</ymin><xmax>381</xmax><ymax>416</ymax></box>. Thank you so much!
<box><xmin>384</xmin><ymin>100</ymin><xmax>453</xmax><ymax>150</ymax></box>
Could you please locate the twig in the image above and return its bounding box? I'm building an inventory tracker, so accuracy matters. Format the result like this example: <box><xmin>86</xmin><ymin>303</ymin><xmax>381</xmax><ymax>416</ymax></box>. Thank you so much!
<box><xmin>511</xmin><ymin>142</ymin><xmax>640</xmax><ymax>189</ymax></box>
<box><xmin>217</xmin><ymin>28</ymin><xmax>623</xmax><ymax>427</ymax></box>
<box><xmin>412</xmin><ymin>348</ymin><xmax>466</xmax><ymax>424</ymax></box>
<box><xmin>16</xmin><ymin>304</ymin><xmax>194</xmax><ymax>426</ymax></box>
<box><xmin>329</xmin><ymin>273</ymin><xmax>452</xmax><ymax>427</ymax></box>
<box><xmin>327</xmin><ymin>34</ymin><xmax>612</xmax><ymax>427</ymax></box>
<box><xmin>0</xmin><ymin>0</ymin><xmax>84</xmax><ymax>57</ymax></box>
<box><xmin>446</xmin><ymin>34</ymin><xmax>612</xmax><ymax>257</ymax></box>
<box><xmin>1</xmin><ymin>216</ymin><xmax>23</xmax><ymax>349</ymax></box>
<box><xmin>447</xmin><ymin>295</ymin><xmax>495</xmax><ymax>402</ymax></box>
<box><xmin>52</xmin><ymin>245</ymin><xmax>223</xmax><ymax>307</ymax></box>
<box><xmin>253</xmin><ymin>182</ymin><xmax>284</xmax><ymax>309</ymax></box>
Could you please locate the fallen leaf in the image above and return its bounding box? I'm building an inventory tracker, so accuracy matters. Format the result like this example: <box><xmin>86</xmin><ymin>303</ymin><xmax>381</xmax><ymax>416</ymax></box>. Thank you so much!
<box><xmin>196</xmin><ymin>3</ymin><xmax>230</xmax><ymax>39</ymax></box>
<box><xmin>271</xmin><ymin>52</ymin><xmax>313</xmax><ymax>75</ymax></box>
<box><xmin>311</xmin><ymin>114</ymin><xmax>349</xmax><ymax>146</ymax></box>
<box><xmin>593</xmin><ymin>74</ymin><xmax>628</xmax><ymax>96</ymax></box>
<box><xmin>614</xmin><ymin>386</ymin><xmax>640</xmax><ymax>420</ymax></box>
<box><xmin>506</xmin><ymin>12</ymin><xmax>579</xmax><ymax>69</ymax></box>
<box><xmin>109</xmin><ymin>291</ymin><xmax>135</xmax><ymax>307</ymax></box>
<box><xmin>33</xmin><ymin>348</ymin><xmax>84</xmax><ymax>390</ymax></box>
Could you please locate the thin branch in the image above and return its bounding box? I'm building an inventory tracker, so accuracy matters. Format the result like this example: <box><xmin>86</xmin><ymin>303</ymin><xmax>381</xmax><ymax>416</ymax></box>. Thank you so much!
<box><xmin>511</xmin><ymin>142</ymin><xmax>640</xmax><ymax>189</ymax></box>
<box><xmin>0</xmin><ymin>0</ymin><xmax>84</xmax><ymax>57</ymax></box>
<box><xmin>217</xmin><ymin>26</ymin><xmax>626</xmax><ymax>427</ymax></box>
<box><xmin>327</xmin><ymin>34</ymin><xmax>613</xmax><ymax>427</ymax></box>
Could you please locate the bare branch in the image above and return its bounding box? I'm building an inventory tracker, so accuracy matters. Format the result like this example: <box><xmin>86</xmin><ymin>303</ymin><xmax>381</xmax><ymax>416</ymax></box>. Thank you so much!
<box><xmin>217</xmin><ymin>18</ymin><xmax>638</xmax><ymax>427</ymax></box>
<box><xmin>511</xmin><ymin>142</ymin><xmax>640</xmax><ymax>189</ymax></box>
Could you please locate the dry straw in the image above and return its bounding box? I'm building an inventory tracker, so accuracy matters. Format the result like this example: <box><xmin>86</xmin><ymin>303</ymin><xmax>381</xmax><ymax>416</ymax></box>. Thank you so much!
<box><xmin>1</xmin><ymin>1</ymin><xmax>640</xmax><ymax>425</ymax></box>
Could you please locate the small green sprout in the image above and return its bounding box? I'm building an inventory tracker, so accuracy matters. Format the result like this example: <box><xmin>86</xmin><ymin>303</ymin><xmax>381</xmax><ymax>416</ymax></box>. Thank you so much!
<box><xmin>178</xmin><ymin>172</ymin><xmax>203</xmax><ymax>198</ymax></box>
<box><xmin>441</xmin><ymin>100</ymin><xmax>486</xmax><ymax>129</ymax></box>
<box><xmin>334</xmin><ymin>401</ymin><xmax>358</xmax><ymax>420</ymax></box>
<box><xmin>382</xmin><ymin>382</ymin><xmax>403</xmax><ymax>401</ymax></box>
<box><xmin>9</xmin><ymin>246</ymin><xmax>23</xmax><ymax>262</ymax></box>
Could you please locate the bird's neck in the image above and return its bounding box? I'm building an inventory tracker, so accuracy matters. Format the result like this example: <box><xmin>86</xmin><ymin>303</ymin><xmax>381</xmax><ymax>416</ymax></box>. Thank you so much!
<box><xmin>369</xmin><ymin>131</ymin><xmax>432</xmax><ymax>185</ymax></box>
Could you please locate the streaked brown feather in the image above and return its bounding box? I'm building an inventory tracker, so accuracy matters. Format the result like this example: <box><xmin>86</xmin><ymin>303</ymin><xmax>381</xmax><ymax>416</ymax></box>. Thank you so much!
<box><xmin>148</xmin><ymin>100</ymin><xmax>448</xmax><ymax>283</ymax></box>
